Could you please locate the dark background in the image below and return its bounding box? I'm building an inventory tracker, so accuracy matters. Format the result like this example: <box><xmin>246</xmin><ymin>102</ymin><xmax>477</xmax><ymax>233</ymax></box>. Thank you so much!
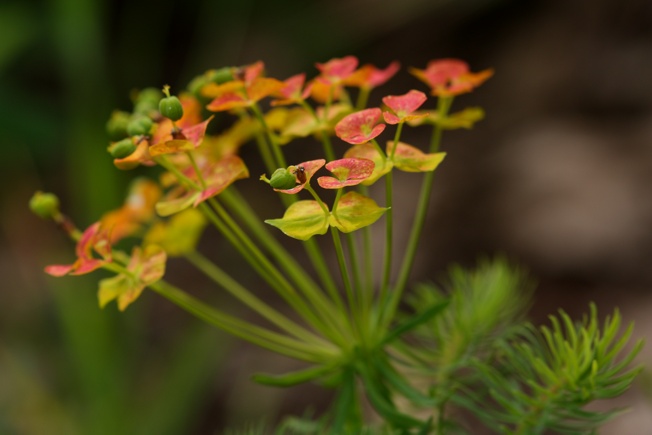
<box><xmin>2</xmin><ymin>0</ymin><xmax>652</xmax><ymax>432</ymax></box>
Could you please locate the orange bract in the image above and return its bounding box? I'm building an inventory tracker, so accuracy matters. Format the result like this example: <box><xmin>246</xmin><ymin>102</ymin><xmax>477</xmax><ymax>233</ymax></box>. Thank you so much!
<box><xmin>410</xmin><ymin>59</ymin><xmax>493</xmax><ymax>97</ymax></box>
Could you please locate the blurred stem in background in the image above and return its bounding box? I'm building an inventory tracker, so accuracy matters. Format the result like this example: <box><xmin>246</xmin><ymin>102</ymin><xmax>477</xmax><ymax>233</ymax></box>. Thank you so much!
<box><xmin>30</xmin><ymin>0</ymin><xmax>233</xmax><ymax>433</ymax></box>
<box><xmin>50</xmin><ymin>0</ymin><xmax>126</xmax><ymax>432</ymax></box>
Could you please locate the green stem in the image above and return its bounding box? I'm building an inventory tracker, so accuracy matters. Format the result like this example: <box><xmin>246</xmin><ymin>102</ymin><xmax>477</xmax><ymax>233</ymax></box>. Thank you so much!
<box><xmin>381</xmin><ymin>96</ymin><xmax>453</xmax><ymax>331</ymax></box>
<box><xmin>220</xmin><ymin>188</ymin><xmax>345</xmax><ymax>333</ymax></box>
<box><xmin>389</xmin><ymin>122</ymin><xmax>404</xmax><ymax>160</ymax></box>
<box><xmin>255</xmin><ymin>129</ymin><xmax>277</xmax><ymax>175</ymax></box>
<box><xmin>301</xmin><ymin>99</ymin><xmax>336</xmax><ymax>161</ymax></box>
<box><xmin>357</xmin><ymin>185</ymin><xmax>374</xmax><ymax>297</ymax></box>
<box><xmin>250</xmin><ymin>103</ymin><xmax>286</xmax><ymax>168</ymax></box>
<box><xmin>356</xmin><ymin>87</ymin><xmax>371</xmax><ymax>111</ymax></box>
<box><xmin>304</xmin><ymin>182</ymin><xmax>330</xmax><ymax>216</ymax></box>
<box><xmin>149</xmin><ymin>280</ymin><xmax>336</xmax><ymax>363</ymax></box>
<box><xmin>156</xmin><ymin>155</ymin><xmax>336</xmax><ymax>339</ymax></box>
<box><xmin>345</xmin><ymin>232</ymin><xmax>366</xmax><ymax>336</ymax></box>
<box><xmin>331</xmin><ymin>227</ymin><xmax>360</xmax><ymax>339</ymax></box>
<box><xmin>379</xmin><ymin>169</ymin><xmax>393</xmax><ymax>307</ymax></box>
<box><xmin>186</xmin><ymin>152</ymin><xmax>206</xmax><ymax>189</ymax></box>
<box><xmin>184</xmin><ymin>250</ymin><xmax>329</xmax><ymax>346</ymax></box>
<box><xmin>201</xmin><ymin>200</ymin><xmax>336</xmax><ymax>339</ymax></box>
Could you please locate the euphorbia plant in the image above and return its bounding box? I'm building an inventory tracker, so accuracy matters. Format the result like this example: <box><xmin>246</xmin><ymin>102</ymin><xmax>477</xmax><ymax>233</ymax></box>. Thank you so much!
<box><xmin>32</xmin><ymin>57</ymin><xmax>642</xmax><ymax>434</ymax></box>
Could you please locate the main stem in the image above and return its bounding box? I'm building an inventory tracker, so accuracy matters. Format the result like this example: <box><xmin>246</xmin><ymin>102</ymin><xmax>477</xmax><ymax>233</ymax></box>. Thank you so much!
<box><xmin>380</xmin><ymin>96</ymin><xmax>453</xmax><ymax>331</ymax></box>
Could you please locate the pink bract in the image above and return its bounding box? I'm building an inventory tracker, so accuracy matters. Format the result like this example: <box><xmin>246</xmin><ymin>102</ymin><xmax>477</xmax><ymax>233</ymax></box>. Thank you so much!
<box><xmin>45</xmin><ymin>222</ymin><xmax>111</xmax><ymax>277</ymax></box>
<box><xmin>382</xmin><ymin>90</ymin><xmax>427</xmax><ymax>124</ymax></box>
<box><xmin>272</xmin><ymin>73</ymin><xmax>312</xmax><ymax>106</ymax></box>
<box><xmin>315</xmin><ymin>56</ymin><xmax>359</xmax><ymax>84</ymax></box>
<box><xmin>345</xmin><ymin>61</ymin><xmax>400</xmax><ymax>89</ymax></box>
<box><xmin>335</xmin><ymin>108</ymin><xmax>386</xmax><ymax>145</ymax></box>
<box><xmin>410</xmin><ymin>59</ymin><xmax>493</xmax><ymax>97</ymax></box>
<box><xmin>317</xmin><ymin>158</ymin><xmax>374</xmax><ymax>189</ymax></box>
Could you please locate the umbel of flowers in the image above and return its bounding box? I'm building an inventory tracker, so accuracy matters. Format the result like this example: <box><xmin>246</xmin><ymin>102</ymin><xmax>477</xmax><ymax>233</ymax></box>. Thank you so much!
<box><xmin>31</xmin><ymin>57</ymin><xmax>641</xmax><ymax>434</ymax></box>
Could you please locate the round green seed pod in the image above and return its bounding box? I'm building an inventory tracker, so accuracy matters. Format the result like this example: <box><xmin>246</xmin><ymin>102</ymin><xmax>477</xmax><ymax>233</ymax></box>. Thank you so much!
<box><xmin>109</xmin><ymin>138</ymin><xmax>137</xmax><ymax>159</ymax></box>
<box><xmin>159</xmin><ymin>95</ymin><xmax>184</xmax><ymax>121</ymax></box>
<box><xmin>269</xmin><ymin>168</ymin><xmax>297</xmax><ymax>190</ymax></box>
<box><xmin>133</xmin><ymin>87</ymin><xmax>163</xmax><ymax>115</ymax></box>
<box><xmin>127</xmin><ymin>115</ymin><xmax>153</xmax><ymax>137</ymax></box>
<box><xmin>187</xmin><ymin>74</ymin><xmax>209</xmax><ymax>97</ymax></box>
<box><xmin>106</xmin><ymin>110</ymin><xmax>131</xmax><ymax>141</ymax></box>
<box><xmin>29</xmin><ymin>191</ymin><xmax>60</xmax><ymax>219</ymax></box>
<box><xmin>209</xmin><ymin>67</ymin><xmax>236</xmax><ymax>84</ymax></box>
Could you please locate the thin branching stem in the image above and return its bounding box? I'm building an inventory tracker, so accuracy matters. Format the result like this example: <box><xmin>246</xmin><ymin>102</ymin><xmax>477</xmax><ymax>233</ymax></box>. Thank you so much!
<box><xmin>381</xmin><ymin>96</ymin><xmax>453</xmax><ymax>331</ymax></box>
<box><xmin>184</xmin><ymin>250</ymin><xmax>330</xmax><ymax>346</ymax></box>
<box><xmin>149</xmin><ymin>280</ymin><xmax>337</xmax><ymax>363</ymax></box>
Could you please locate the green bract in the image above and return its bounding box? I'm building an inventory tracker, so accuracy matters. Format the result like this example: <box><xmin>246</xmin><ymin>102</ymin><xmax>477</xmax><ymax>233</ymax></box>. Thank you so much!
<box><xmin>265</xmin><ymin>200</ymin><xmax>329</xmax><ymax>240</ymax></box>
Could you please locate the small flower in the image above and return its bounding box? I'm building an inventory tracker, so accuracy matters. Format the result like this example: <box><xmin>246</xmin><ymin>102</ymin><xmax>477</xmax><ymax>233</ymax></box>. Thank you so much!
<box><xmin>203</xmin><ymin>62</ymin><xmax>285</xmax><ymax>112</ymax></box>
<box><xmin>45</xmin><ymin>222</ymin><xmax>112</xmax><ymax>277</ymax></box>
<box><xmin>148</xmin><ymin>116</ymin><xmax>215</xmax><ymax>157</ymax></box>
<box><xmin>310</xmin><ymin>56</ymin><xmax>358</xmax><ymax>104</ymax></box>
<box><xmin>271</xmin><ymin>73</ymin><xmax>313</xmax><ymax>106</ymax></box>
<box><xmin>155</xmin><ymin>155</ymin><xmax>249</xmax><ymax>216</ymax></box>
<box><xmin>334</xmin><ymin>108</ymin><xmax>386</xmax><ymax>145</ymax></box>
<box><xmin>315</xmin><ymin>56</ymin><xmax>359</xmax><ymax>85</ymax></box>
<box><xmin>317</xmin><ymin>158</ymin><xmax>374</xmax><ymax>189</ymax></box>
<box><xmin>410</xmin><ymin>59</ymin><xmax>493</xmax><ymax>97</ymax></box>
<box><xmin>382</xmin><ymin>90</ymin><xmax>428</xmax><ymax>124</ymax></box>
<box><xmin>145</xmin><ymin>209</ymin><xmax>207</xmax><ymax>257</ymax></box>
<box><xmin>344</xmin><ymin>61</ymin><xmax>400</xmax><ymax>90</ymax></box>
<box><xmin>343</xmin><ymin>144</ymin><xmax>392</xmax><ymax>185</ymax></box>
<box><xmin>100</xmin><ymin>178</ymin><xmax>161</xmax><ymax>243</ymax></box>
<box><xmin>98</xmin><ymin>244</ymin><xmax>166</xmax><ymax>311</ymax></box>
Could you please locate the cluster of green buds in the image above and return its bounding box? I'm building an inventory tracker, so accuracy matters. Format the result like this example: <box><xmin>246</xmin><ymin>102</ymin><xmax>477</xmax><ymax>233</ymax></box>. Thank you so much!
<box><xmin>105</xmin><ymin>85</ymin><xmax>186</xmax><ymax>161</ymax></box>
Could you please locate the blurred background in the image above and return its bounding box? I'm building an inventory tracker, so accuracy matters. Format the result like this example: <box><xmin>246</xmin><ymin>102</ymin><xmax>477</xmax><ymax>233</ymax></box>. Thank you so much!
<box><xmin>2</xmin><ymin>0</ymin><xmax>652</xmax><ymax>432</ymax></box>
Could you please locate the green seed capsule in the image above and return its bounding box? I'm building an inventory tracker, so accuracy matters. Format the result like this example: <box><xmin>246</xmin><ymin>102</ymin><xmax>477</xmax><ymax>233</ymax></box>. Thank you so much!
<box><xmin>269</xmin><ymin>168</ymin><xmax>297</xmax><ymax>190</ymax></box>
<box><xmin>106</xmin><ymin>110</ymin><xmax>131</xmax><ymax>141</ymax></box>
<box><xmin>209</xmin><ymin>67</ymin><xmax>236</xmax><ymax>84</ymax></box>
<box><xmin>159</xmin><ymin>95</ymin><xmax>184</xmax><ymax>121</ymax></box>
<box><xmin>109</xmin><ymin>138</ymin><xmax>137</xmax><ymax>159</ymax></box>
<box><xmin>29</xmin><ymin>191</ymin><xmax>60</xmax><ymax>219</ymax></box>
<box><xmin>127</xmin><ymin>115</ymin><xmax>153</xmax><ymax>137</ymax></box>
<box><xmin>133</xmin><ymin>87</ymin><xmax>163</xmax><ymax>115</ymax></box>
<box><xmin>187</xmin><ymin>74</ymin><xmax>209</xmax><ymax>97</ymax></box>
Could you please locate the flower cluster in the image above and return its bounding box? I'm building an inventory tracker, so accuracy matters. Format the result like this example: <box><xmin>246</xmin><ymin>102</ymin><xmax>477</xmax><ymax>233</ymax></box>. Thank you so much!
<box><xmin>36</xmin><ymin>54</ymin><xmax>492</xmax><ymax>323</ymax></box>
<box><xmin>31</xmin><ymin>54</ymin><xmax>505</xmax><ymax>431</ymax></box>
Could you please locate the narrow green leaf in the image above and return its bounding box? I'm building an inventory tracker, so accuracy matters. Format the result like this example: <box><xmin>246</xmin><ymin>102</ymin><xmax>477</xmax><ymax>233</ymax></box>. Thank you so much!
<box><xmin>383</xmin><ymin>300</ymin><xmax>450</xmax><ymax>344</ymax></box>
<box><xmin>356</xmin><ymin>363</ymin><xmax>424</xmax><ymax>429</ymax></box>
<box><xmin>252</xmin><ymin>364</ymin><xmax>337</xmax><ymax>387</ymax></box>
<box><xmin>373</xmin><ymin>357</ymin><xmax>436</xmax><ymax>406</ymax></box>
<box><xmin>331</xmin><ymin>368</ymin><xmax>359</xmax><ymax>434</ymax></box>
